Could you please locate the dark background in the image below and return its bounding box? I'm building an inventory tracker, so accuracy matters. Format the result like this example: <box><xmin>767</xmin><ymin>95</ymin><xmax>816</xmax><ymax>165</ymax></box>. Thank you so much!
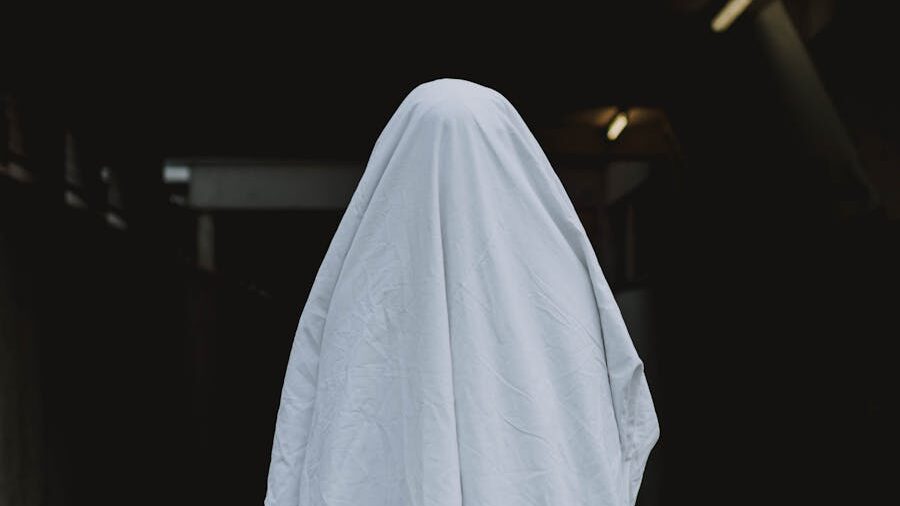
<box><xmin>2</xmin><ymin>1</ymin><xmax>898</xmax><ymax>504</ymax></box>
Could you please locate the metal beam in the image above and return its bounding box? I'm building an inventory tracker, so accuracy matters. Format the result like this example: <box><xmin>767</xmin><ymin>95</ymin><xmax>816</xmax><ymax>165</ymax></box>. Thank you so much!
<box><xmin>164</xmin><ymin>159</ymin><xmax>364</xmax><ymax>210</ymax></box>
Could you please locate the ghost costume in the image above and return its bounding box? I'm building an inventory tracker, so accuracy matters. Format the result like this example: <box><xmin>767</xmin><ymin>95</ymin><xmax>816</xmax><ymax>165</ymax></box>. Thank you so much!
<box><xmin>264</xmin><ymin>78</ymin><xmax>660</xmax><ymax>506</ymax></box>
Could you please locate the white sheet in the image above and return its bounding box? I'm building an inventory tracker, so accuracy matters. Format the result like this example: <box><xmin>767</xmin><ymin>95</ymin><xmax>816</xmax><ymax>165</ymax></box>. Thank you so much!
<box><xmin>264</xmin><ymin>78</ymin><xmax>660</xmax><ymax>506</ymax></box>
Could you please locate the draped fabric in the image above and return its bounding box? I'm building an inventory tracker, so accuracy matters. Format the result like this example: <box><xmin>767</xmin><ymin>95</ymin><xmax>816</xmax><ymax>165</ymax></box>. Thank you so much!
<box><xmin>264</xmin><ymin>78</ymin><xmax>659</xmax><ymax>506</ymax></box>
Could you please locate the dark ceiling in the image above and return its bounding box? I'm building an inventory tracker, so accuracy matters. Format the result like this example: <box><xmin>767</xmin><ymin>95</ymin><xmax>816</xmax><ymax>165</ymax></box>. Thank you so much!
<box><xmin>4</xmin><ymin>0</ymin><xmax>895</xmax><ymax>166</ymax></box>
<box><xmin>6</xmin><ymin>2</ymin><xmax>698</xmax><ymax>161</ymax></box>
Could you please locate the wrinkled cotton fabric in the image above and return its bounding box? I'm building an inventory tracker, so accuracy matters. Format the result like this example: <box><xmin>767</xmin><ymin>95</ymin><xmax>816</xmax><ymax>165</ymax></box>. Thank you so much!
<box><xmin>264</xmin><ymin>78</ymin><xmax>659</xmax><ymax>506</ymax></box>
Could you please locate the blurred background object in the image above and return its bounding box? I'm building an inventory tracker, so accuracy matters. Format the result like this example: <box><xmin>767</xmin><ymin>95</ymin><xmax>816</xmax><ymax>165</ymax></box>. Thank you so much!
<box><xmin>2</xmin><ymin>1</ymin><xmax>897</xmax><ymax>504</ymax></box>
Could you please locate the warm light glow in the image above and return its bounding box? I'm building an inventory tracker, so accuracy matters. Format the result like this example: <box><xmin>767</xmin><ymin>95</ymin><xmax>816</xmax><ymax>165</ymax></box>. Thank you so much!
<box><xmin>607</xmin><ymin>111</ymin><xmax>629</xmax><ymax>141</ymax></box>
<box><xmin>711</xmin><ymin>0</ymin><xmax>753</xmax><ymax>32</ymax></box>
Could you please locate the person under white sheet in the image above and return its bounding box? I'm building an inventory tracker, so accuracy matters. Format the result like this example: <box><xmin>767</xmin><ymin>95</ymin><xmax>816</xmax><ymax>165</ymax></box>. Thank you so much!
<box><xmin>264</xmin><ymin>77</ymin><xmax>660</xmax><ymax>506</ymax></box>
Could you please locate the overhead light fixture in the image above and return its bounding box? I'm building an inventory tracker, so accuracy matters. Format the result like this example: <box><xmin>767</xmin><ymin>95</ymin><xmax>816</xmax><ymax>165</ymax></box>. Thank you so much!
<box><xmin>711</xmin><ymin>0</ymin><xmax>753</xmax><ymax>32</ymax></box>
<box><xmin>607</xmin><ymin>111</ymin><xmax>629</xmax><ymax>141</ymax></box>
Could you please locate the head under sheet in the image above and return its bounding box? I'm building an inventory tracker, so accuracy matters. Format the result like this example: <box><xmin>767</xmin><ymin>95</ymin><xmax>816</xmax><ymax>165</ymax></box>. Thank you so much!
<box><xmin>264</xmin><ymin>78</ymin><xmax>660</xmax><ymax>506</ymax></box>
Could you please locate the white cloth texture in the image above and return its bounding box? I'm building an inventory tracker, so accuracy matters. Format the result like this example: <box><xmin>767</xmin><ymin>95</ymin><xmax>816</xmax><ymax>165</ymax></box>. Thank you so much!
<box><xmin>264</xmin><ymin>78</ymin><xmax>660</xmax><ymax>506</ymax></box>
